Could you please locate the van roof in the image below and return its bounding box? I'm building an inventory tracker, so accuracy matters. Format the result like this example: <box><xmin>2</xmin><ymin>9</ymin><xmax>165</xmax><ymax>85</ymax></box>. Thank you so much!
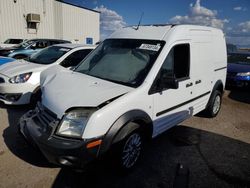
<box><xmin>109</xmin><ymin>24</ymin><xmax>222</xmax><ymax>40</ymax></box>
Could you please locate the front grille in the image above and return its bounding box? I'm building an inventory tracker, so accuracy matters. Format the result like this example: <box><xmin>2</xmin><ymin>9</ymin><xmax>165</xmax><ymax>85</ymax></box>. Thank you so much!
<box><xmin>33</xmin><ymin>102</ymin><xmax>59</xmax><ymax>135</ymax></box>
<box><xmin>0</xmin><ymin>77</ymin><xmax>5</xmax><ymax>83</ymax></box>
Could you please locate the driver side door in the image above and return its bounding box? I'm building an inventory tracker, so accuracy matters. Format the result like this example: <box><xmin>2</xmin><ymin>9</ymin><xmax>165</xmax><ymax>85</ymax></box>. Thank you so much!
<box><xmin>151</xmin><ymin>43</ymin><xmax>194</xmax><ymax>137</ymax></box>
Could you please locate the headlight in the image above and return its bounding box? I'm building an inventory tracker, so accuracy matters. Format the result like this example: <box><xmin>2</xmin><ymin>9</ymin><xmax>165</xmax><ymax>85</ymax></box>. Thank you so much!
<box><xmin>9</xmin><ymin>72</ymin><xmax>32</xmax><ymax>83</ymax></box>
<box><xmin>56</xmin><ymin>108</ymin><xmax>96</xmax><ymax>138</ymax></box>
<box><xmin>237</xmin><ymin>72</ymin><xmax>250</xmax><ymax>76</ymax></box>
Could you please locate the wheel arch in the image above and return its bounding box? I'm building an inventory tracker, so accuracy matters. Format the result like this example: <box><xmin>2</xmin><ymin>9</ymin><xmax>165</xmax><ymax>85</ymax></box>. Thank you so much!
<box><xmin>212</xmin><ymin>80</ymin><xmax>224</xmax><ymax>94</ymax></box>
<box><xmin>13</xmin><ymin>54</ymin><xmax>28</xmax><ymax>59</ymax></box>
<box><xmin>99</xmin><ymin>110</ymin><xmax>153</xmax><ymax>155</ymax></box>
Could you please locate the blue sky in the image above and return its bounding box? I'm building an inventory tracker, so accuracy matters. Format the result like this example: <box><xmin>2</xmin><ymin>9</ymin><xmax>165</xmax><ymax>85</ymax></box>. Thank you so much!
<box><xmin>64</xmin><ymin>0</ymin><xmax>250</xmax><ymax>46</ymax></box>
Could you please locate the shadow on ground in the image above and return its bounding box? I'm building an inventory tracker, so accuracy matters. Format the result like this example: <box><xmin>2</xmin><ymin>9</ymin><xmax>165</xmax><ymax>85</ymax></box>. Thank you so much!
<box><xmin>2</xmin><ymin>102</ymin><xmax>250</xmax><ymax>188</ymax></box>
<box><xmin>1</xmin><ymin>102</ymin><xmax>55</xmax><ymax>168</ymax></box>
<box><xmin>52</xmin><ymin>126</ymin><xmax>250</xmax><ymax>188</ymax></box>
<box><xmin>228</xmin><ymin>89</ymin><xmax>250</xmax><ymax>104</ymax></box>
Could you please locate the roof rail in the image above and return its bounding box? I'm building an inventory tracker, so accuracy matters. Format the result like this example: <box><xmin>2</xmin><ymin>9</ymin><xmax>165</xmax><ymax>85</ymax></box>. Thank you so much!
<box><xmin>124</xmin><ymin>24</ymin><xmax>178</xmax><ymax>28</ymax></box>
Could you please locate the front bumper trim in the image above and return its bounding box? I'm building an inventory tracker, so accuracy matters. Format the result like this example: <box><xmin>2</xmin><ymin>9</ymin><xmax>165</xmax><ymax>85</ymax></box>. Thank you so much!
<box><xmin>19</xmin><ymin>111</ymin><xmax>102</xmax><ymax>168</ymax></box>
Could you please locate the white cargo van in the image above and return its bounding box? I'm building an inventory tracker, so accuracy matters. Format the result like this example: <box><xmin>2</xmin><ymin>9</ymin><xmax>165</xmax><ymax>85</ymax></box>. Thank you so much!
<box><xmin>19</xmin><ymin>24</ymin><xmax>227</xmax><ymax>170</ymax></box>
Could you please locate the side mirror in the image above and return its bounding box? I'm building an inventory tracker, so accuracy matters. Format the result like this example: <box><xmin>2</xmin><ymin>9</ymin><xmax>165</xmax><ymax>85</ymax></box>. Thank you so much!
<box><xmin>149</xmin><ymin>71</ymin><xmax>179</xmax><ymax>94</ymax></box>
<box><xmin>30</xmin><ymin>45</ymin><xmax>36</xmax><ymax>50</ymax></box>
<box><xmin>163</xmin><ymin>77</ymin><xmax>179</xmax><ymax>89</ymax></box>
<box><xmin>158</xmin><ymin>72</ymin><xmax>179</xmax><ymax>90</ymax></box>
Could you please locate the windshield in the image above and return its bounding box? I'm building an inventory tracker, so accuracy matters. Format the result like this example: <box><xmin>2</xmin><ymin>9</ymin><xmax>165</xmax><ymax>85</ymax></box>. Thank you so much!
<box><xmin>75</xmin><ymin>39</ymin><xmax>165</xmax><ymax>87</ymax></box>
<box><xmin>27</xmin><ymin>46</ymin><xmax>71</xmax><ymax>64</ymax></box>
<box><xmin>228</xmin><ymin>53</ymin><xmax>250</xmax><ymax>65</ymax></box>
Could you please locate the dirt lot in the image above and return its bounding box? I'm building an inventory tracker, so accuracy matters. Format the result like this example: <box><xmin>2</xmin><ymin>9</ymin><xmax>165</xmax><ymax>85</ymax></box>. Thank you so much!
<box><xmin>0</xmin><ymin>90</ymin><xmax>250</xmax><ymax>188</ymax></box>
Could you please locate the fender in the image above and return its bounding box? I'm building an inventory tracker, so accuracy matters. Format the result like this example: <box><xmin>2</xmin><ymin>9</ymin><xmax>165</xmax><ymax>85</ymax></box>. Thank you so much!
<box><xmin>99</xmin><ymin>110</ymin><xmax>153</xmax><ymax>155</ymax></box>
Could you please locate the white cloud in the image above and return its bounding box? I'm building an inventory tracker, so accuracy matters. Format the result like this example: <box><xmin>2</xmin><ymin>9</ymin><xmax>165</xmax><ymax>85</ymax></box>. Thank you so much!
<box><xmin>226</xmin><ymin>21</ymin><xmax>250</xmax><ymax>46</ymax></box>
<box><xmin>239</xmin><ymin>21</ymin><xmax>250</xmax><ymax>33</ymax></box>
<box><xmin>226</xmin><ymin>36</ymin><xmax>250</xmax><ymax>46</ymax></box>
<box><xmin>94</xmin><ymin>5</ymin><xmax>126</xmax><ymax>40</ymax></box>
<box><xmin>234</xmin><ymin>7</ymin><xmax>242</xmax><ymax>11</ymax></box>
<box><xmin>170</xmin><ymin>0</ymin><xmax>228</xmax><ymax>29</ymax></box>
<box><xmin>233</xmin><ymin>6</ymin><xmax>247</xmax><ymax>11</ymax></box>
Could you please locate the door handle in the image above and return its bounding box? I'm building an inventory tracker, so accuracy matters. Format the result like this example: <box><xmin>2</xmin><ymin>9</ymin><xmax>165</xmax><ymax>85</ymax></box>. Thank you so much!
<box><xmin>186</xmin><ymin>82</ymin><xmax>193</xmax><ymax>88</ymax></box>
<box><xmin>195</xmin><ymin>80</ymin><xmax>201</xmax><ymax>84</ymax></box>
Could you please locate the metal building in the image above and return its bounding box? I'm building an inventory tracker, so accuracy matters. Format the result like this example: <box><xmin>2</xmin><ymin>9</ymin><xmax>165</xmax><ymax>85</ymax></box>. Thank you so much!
<box><xmin>0</xmin><ymin>0</ymin><xmax>100</xmax><ymax>44</ymax></box>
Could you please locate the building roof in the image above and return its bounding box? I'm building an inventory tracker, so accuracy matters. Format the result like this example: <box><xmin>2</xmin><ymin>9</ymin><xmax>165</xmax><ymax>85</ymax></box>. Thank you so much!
<box><xmin>55</xmin><ymin>0</ymin><xmax>100</xmax><ymax>14</ymax></box>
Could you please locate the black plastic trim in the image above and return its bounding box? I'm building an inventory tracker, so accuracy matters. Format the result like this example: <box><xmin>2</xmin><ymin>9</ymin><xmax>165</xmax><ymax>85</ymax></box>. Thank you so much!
<box><xmin>214</xmin><ymin>66</ymin><xmax>227</xmax><ymax>72</ymax></box>
<box><xmin>99</xmin><ymin>110</ymin><xmax>153</xmax><ymax>155</ymax></box>
<box><xmin>156</xmin><ymin>91</ymin><xmax>211</xmax><ymax>117</ymax></box>
<box><xmin>19</xmin><ymin>113</ymin><xmax>102</xmax><ymax>168</ymax></box>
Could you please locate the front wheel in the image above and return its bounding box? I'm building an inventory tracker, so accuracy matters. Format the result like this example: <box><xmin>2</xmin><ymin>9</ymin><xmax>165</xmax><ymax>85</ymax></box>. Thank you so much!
<box><xmin>115</xmin><ymin>128</ymin><xmax>144</xmax><ymax>171</ymax></box>
<box><xmin>204</xmin><ymin>90</ymin><xmax>222</xmax><ymax>117</ymax></box>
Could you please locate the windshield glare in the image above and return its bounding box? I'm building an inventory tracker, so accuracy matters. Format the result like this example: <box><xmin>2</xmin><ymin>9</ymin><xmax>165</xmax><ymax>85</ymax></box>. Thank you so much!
<box><xmin>75</xmin><ymin>39</ymin><xmax>165</xmax><ymax>87</ymax></box>
<box><xmin>28</xmin><ymin>46</ymin><xmax>70</xmax><ymax>64</ymax></box>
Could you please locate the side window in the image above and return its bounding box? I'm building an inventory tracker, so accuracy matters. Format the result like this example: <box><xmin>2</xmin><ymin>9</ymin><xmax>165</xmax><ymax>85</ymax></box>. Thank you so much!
<box><xmin>160</xmin><ymin>43</ymin><xmax>190</xmax><ymax>80</ymax></box>
<box><xmin>33</xmin><ymin>41</ymin><xmax>48</xmax><ymax>49</ymax></box>
<box><xmin>150</xmin><ymin>44</ymin><xmax>190</xmax><ymax>93</ymax></box>
<box><xmin>60</xmin><ymin>49</ymin><xmax>92</xmax><ymax>68</ymax></box>
<box><xmin>173</xmin><ymin>44</ymin><xmax>190</xmax><ymax>79</ymax></box>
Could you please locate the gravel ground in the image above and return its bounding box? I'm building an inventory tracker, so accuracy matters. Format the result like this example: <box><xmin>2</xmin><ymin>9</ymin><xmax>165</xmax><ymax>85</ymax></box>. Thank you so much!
<box><xmin>0</xmin><ymin>90</ymin><xmax>249</xmax><ymax>188</ymax></box>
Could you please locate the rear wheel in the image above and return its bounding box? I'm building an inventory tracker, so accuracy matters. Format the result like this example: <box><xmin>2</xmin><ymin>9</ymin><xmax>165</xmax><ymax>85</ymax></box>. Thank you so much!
<box><xmin>204</xmin><ymin>90</ymin><xmax>222</xmax><ymax>117</ymax></box>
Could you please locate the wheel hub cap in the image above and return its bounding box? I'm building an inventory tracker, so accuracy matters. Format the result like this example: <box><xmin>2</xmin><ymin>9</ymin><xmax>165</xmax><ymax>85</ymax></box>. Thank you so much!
<box><xmin>122</xmin><ymin>133</ymin><xmax>142</xmax><ymax>168</ymax></box>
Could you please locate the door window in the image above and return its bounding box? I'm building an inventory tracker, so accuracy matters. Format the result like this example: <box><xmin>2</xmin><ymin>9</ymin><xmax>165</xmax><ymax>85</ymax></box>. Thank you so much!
<box><xmin>150</xmin><ymin>44</ymin><xmax>190</xmax><ymax>93</ymax></box>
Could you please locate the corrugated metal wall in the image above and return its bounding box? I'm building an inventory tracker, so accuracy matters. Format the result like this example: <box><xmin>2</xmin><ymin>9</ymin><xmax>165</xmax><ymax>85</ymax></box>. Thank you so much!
<box><xmin>0</xmin><ymin>0</ymin><xmax>100</xmax><ymax>44</ymax></box>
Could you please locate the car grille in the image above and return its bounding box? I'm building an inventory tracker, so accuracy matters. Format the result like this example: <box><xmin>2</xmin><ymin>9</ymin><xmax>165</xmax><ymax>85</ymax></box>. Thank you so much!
<box><xmin>33</xmin><ymin>102</ymin><xmax>59</xmax><ymax>135</ymax></box>
<box><xmin>0</xmin><ymin>77</ymin><xmax>5</xmax><ymax>83</ymax></box>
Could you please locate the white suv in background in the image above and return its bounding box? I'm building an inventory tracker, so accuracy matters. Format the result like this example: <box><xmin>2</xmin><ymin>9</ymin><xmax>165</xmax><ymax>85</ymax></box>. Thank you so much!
<box><xmin>0</xmin><ymin>44</ymin><xmax>95</xmax><ymax>105</ymax></box>
<box><xmin>20</xmin><ymin>24</ymin><xmax>227</xmax><ymax>170</ymax></box>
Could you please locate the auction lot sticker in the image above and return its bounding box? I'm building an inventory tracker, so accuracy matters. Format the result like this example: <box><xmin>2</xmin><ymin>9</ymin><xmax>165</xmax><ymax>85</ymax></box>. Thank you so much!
<box><xmin>139</xmin><ymin>44</ymin><xmax>161</xmax><ymax>51</ymax></box>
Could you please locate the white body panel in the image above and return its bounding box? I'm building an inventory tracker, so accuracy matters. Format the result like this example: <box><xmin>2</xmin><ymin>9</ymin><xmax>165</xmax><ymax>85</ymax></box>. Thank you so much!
<box><xmin>0</xmin><ymin>45</ymin><xmax>95</xmax><ymax>104</ymax></box>
<box><xmin>40</xmin><ymin>25</ymin><xmax>227</xmax><ymax>139</ymax></box>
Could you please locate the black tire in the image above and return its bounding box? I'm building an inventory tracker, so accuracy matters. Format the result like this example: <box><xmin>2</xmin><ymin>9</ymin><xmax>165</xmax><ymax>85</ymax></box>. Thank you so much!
<box><xmin>115</xmin><ymin>128</ymin><xmax>144</xmax><ymax>171</ymax></box>
<box><xmin>204</xmin><ymin>90</ymin><xmax>222</xmax><ymax>118</ymax></box>
<box><xmin>14</xmin><ymin>55</ymin><xmax>27</xmax><ymax>59</ymax></box>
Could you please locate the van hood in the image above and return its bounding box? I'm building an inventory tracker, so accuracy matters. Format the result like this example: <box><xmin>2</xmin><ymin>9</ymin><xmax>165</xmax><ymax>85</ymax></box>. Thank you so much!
<box><xmin>0</xmin><ymin>59</ymin><xmax>47</xmax><ymax>78</ymax></box>
<box><xmin>41</xmin><ymin>69</ymin><xmax>134</xmax><ymax>118</ymax></box>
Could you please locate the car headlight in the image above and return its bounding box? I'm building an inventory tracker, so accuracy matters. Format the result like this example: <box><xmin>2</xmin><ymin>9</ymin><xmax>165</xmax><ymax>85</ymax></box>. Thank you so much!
<box><xmin>9</xmin><ymin>72</ymin><xmax>32</xmax><ymax>83</ymax></box>
<box><xmin>237</xmin><ymin>72</ymin><xmax>250</xmax><ymax>76</ymax></box>
<box><xmin>56</xmin><ymin>108</ymin><xmax>96</xmax><ymax>138</ymax></box>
